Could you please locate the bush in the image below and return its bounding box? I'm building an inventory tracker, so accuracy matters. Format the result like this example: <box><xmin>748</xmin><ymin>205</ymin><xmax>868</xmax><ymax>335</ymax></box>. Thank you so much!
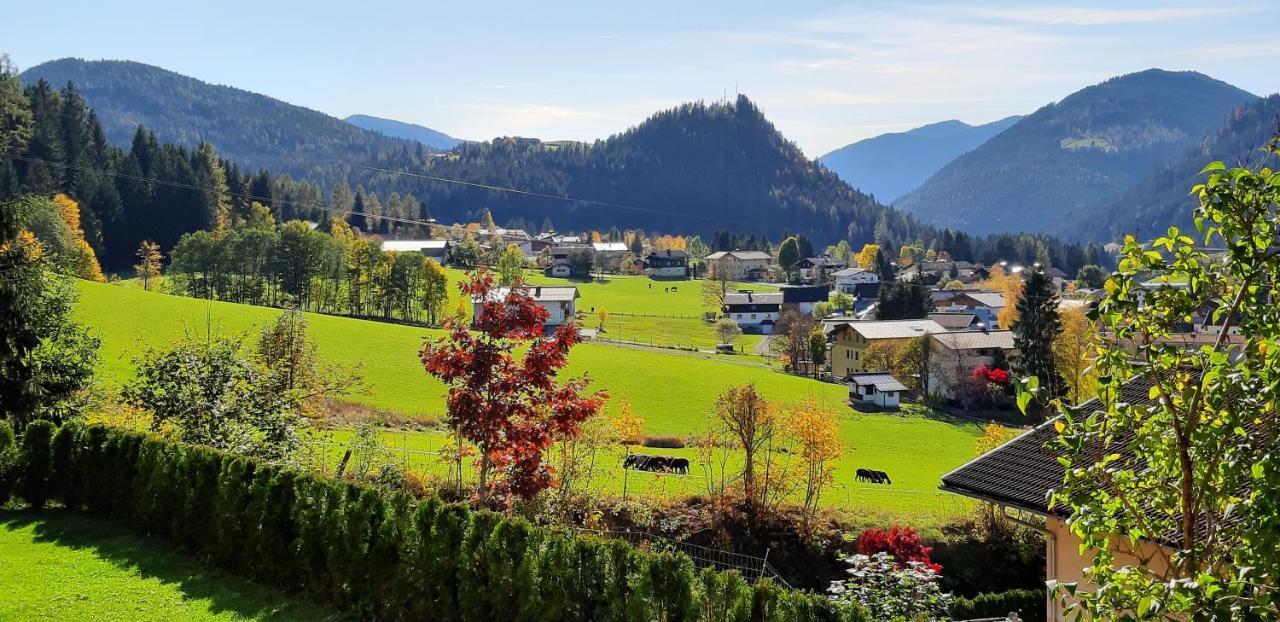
<box><xmin>856</xmin><ymin>525</ymin><xmax>938</xmax><ymax>571</ymax></box>
<box><xmin>949</xmin><ymin>588</ymin><xmax>1046</xmax><ymax>622</ymax></box>
<box><xmin>0</xmin><ymin>421</ymin><xmax>16</xmax><ymax>506</ymax></box>
<box><xmin>642</xmin><ymin>435</ymin><xmax>687</xmax><ymax>449</ymax></box>
<box><xmin>8</xmin><ymin>423</ymin><xmax>867</xmax><ymax>622</ymax></box>
<box><xmin>18</xmin><ymin>420</ymin><xmax>55</xmax><ymax>509</ymax></box>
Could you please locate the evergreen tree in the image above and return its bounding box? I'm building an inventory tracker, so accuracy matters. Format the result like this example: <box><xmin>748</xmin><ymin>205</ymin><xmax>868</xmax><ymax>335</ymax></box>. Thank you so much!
<box><xmin>348</xmin><ymin>187</ymin><xmax>367</xmax><ymax>232</ymax></box>
<box><xmin>1011</xmin><ymin>268</ymin><xmax>1065</xmax><ymax>421</ymax></box>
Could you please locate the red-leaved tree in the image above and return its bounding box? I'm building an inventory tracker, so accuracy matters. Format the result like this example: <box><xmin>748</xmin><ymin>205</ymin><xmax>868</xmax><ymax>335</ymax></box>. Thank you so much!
<box><xmin>420</xmin><ymin>270</ymin><xmax>607</xmax><ymax>504</ymax></box>
<box><xmin>856</xmin><ymin>525</ymin><xmax>941</xmax><ymax>572</ymax></box>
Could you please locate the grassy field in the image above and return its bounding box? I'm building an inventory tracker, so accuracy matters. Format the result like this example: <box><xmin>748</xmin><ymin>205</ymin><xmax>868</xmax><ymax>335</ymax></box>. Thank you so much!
<box><xmin>0</xmin><ymin>511</ymin><xmax>338</xmax><ymax>621</ymax></box>
<box><xmin>74</xmin><ymin>280</ymin><xmax>984</xmax><ymax>523</ymax></box>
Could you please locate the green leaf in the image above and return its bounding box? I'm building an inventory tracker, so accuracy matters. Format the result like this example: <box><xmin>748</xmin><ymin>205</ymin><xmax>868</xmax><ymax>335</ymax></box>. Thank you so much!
<box><xmin>1200</xmin><ymin>161</ymin><xmax>1226</xmax><ymax>174</ymax></box>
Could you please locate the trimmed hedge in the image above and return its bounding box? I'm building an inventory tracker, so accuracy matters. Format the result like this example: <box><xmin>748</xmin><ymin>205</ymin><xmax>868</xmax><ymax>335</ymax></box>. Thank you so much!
<box><xmin>8</xmin><ymin>423</ymin><xmax>868</xmax><ymax>622</ymax></box>
<box><xmin>949</xmin><ymin>588</ymin><xmax>1046</xmax><ymax>622</ymax></box>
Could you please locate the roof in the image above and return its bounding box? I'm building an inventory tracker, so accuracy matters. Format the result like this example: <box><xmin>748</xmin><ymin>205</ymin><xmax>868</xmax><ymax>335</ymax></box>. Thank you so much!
<box><xmin>1046</xmin><ymin>267</ymin><xmax>1068</xmax><ymax>278</ymax></box>
<box><xmin>849</xmin><ymin>372</ymin><xmax>908</xmax><ymax>392</ymax></box>
<box><xmin>850</xmin><ymin>282</ymin><xmax>880</xmax><ymax>300</ymax></box>
<box><xmin>380</xmin><ymin>239</ymin><xmax>449</xmax><ymax>253</ymax></box>
<box><xmin>646</xmin><ymin>249</ymin><xmax>688</xmax><ymax>260</ymax></box>
<box><xmin>779</xmin><ymin>285</ymin><xmax>829</xmax><ymax>303</ymax></box>
<box><xmin>932</xmin><ymin>330</ymin><xmax>1015</xmax><ymax>351</ymax></box>
<box><xmin>592</xmin><ymin>242</ymin><xmax>628</xmax><ymax>252</ymax></box>
<box><xmin>723</xmin><ymin>291</ymin><xmax>784</xmax><ymax>306</ymax></box>
<box><xmin>834</xmin><ymin>319</ymin><xmax>946</xmax><ymax>340</ymax></box>
<box><xmin>939</xmin><ymin>375</ymin><xmax>1157</xmax><ymax>515</ymax></box>
<box><xmin>478</xmin><ymin>227</ymin><xmax>531</xmax><ymax>240</ymax></box>
<box><xmin>928</xmin><ymin>312</ymin><xmax>978</xmax><ymax>330</ymax></box>
<box><xmin>833</xmin><ymin>267</ymin><xmax>872</xmax><ymax>278</ymax></box>
<box><xmin>478</xmin><ymin>285</ymin><xmax>580</xmax><ymax>303</ymax></box>
<box><xmin>706</xmin><ymin>250</ymin><xmax>772</xmax><ymax>261</ymax></box>
<box><xmin>801</xmin><ymin>255</ymin><xmax>845</xmax><ymax>267</ymax></box>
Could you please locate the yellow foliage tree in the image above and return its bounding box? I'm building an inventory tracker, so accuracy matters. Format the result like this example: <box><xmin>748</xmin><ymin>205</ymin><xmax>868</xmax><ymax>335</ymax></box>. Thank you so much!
<box><xmin>783</xmin><ymin>396</ymin><xmax>844</xmax><ymax>527</ymax></box>
<box><xmin>134</xmin><ymin>241</ymin><xmax>162</xmax><ymax>291</ymax></box>
<box><xmin>854</xmin><ymin>243</ymin><xmax>879</xmax><ymax>270</ymax></box>
<box><xmin>975</xmin><ymin>421</ymin><xmax>1015</xmax><ymax>455</ymax></box>
<box><xmin>981</xmin><ymin>265</ymin><xmax>1023</xmax><ymax>328</ymax></box>
<box><xmin>612</xmin><ymin>398</ymin><xmax>645</xmax><ymax>445</ymax></box>
<box><xmin>1054</xmin><ymin>306</ymin><xmax>1097</xmax><ymax>405</ymax></box>
<box><xmin>51</xmin><ymin>193</ymin><xmax>105</xmax><ymax>281</ymax></box>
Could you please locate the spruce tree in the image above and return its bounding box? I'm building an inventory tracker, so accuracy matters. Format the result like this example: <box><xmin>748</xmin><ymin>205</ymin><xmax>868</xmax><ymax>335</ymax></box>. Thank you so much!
<box><xmin>1011</xmin><ymin>268</ymin><xmax>1065</xmax><ymax>420</ymax></box>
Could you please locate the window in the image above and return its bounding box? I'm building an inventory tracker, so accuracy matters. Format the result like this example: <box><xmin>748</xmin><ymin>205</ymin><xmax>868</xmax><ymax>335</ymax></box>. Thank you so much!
<box><xmin>750</xmin><ymin>313</ymin><xmax>756</xmax><ymax>320</ymax></box>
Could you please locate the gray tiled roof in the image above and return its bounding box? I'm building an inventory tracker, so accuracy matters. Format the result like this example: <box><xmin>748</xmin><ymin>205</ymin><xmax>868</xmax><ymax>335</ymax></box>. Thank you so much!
<box><xmin>849</xmin><ymin>372</ymin><xmax>908</xmax><ymax>392</ymax></box>
<box><xmin>932</xmin><ymin>330</ymin><xmax>1015</xmax><ymax>351</ymax></box>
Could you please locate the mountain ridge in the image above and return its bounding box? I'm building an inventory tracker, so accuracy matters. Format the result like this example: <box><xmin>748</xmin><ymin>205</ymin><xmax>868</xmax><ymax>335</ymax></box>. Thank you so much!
<box><xmin>345</xmin><ymin>114</ymin><xmax>462</xmax><ymax>150</ymax></box>
<box><xmin>818</xmin><ymin>116</ymin><xmax>1023</xmax><ymax>202</ymax></box>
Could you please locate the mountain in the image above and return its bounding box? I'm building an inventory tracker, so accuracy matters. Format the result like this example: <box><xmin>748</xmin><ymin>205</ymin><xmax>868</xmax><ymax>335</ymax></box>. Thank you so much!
<box><xmin>818</xmin><ymin>116</ymin><xmax>1022</xmax><ymax>203</ymax></box>
<box><xmin>894</xmin><ymin>69</ymin><xmax>1258</xmax><ymax>237</ymax></box>
<box><xmin>19</xmin><ymin>58</ymin><xmax>419</xmax><ymax>180</ymax></box>
<box><xmin>345</xmin><ymin>114</ymin><xmax>462</xmax><ymax>150</ymax></box>
<box><xmin>1062</xmin><ymin>94</ymin><xmax>1280</xmax><ymax>242</ymax></box>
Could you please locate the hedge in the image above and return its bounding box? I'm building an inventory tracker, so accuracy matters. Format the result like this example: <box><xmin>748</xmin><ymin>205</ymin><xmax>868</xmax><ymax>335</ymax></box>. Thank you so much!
<box><xmin>3</xmin><ymin>423</ymin><xmax>868</xmax><ymax>622</ymax></box>
<box><xmin>949</xmin><ymin>588</ymin><xmax>1046</xmax><ymax>622</ymax></box>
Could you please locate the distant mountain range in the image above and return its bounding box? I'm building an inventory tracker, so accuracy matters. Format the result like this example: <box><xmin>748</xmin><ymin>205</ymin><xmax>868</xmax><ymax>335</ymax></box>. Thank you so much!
<box><xmin>894</xmin><ymin>69</ymin><xmax>1258</xmax><ymax>238</ymax></box>
<box><xmin>818</xmin><ymin>116</ymin><xmax>1022</xmax><ymax>203</ymax></box>
<box><xmin>345</xmin><ymin>114</ymin><xmax>462</xmax><ymax>150</ymax></box>
<box><xmin>20</xmin><ymin>58</ymin><xmax>419</xmax><ymax>180</ymax></box>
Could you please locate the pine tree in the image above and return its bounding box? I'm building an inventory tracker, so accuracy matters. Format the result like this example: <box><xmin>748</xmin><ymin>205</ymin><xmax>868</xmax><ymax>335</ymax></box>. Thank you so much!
<box><xmin>1011</xmin><ymin>268</ymin><xmax>1065</xmax><ymax>421</ymax></box>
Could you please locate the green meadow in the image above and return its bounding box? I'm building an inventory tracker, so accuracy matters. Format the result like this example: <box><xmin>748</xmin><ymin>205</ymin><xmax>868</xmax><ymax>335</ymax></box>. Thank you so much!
<box><xmin>74</xmin><ymin>280</ymin><xmax>984</xmax><ymax>523</ymax></box>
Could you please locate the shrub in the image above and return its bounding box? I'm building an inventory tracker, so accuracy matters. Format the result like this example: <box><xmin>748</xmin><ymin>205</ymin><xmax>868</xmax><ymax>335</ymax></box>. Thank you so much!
<box><xmin>641</xmin><ymin>435</ymin><xmax>687</xmax><ymax>449</ymax></box>
<box><xmin>0</xmin><ymin>421</ymin><xmax>16</xmax><ymax>506</ymax></box>
<box><xmin>855</xmin><ymin>525</ymin><xmax>938</xmax><ymax>571</ymax></box>
<box><xmin>50</xmin><ymin>420</ymin><xmax>83</xmax><ymax>509</ymax></box>
<box><xmin>949</xmin><ymin>588</ymin><xmax>1046</xmax><ymax>622</ymax></box>
<box><xmin>18</xmin><ymin>420</ymin><xmax>56</xmax><ymax>508</ymax></box>
<box><xmin>828</xmin><ymin>552</ymin><xmax>950</xmax><ymax>621</ymax></box>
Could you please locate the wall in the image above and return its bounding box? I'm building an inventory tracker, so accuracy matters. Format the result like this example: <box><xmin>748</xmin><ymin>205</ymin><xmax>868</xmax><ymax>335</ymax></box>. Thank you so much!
<box><xmin>1045</xmin><ymin>516</ymin><xmax>1174</xmax><ymax>622</ymax></box>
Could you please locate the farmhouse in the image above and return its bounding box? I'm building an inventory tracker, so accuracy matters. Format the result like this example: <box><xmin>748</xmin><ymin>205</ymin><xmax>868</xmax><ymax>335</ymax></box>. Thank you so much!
<box><xmin>829</xmin><ymin>319</ymin><xmax>946</xmax><ymax>378</ymax></box>
<box><xmin>779</xmin><ymin>284</ymin><xmax>829</xmax><ymax>315</ymax></box>
<box><xmin>723</xmin><ymin>290</ymin><xmax>783</xmax><ymax>334</ymax></box>
<box><xmin>543</xmin><ymin>259</ymin><xmax>572</xmax><ymax>278</ymax></box>
<box><xmin>940</xmin><ymin>375</ymin><xmax>1178</xmax><ymax>622</ymax></box>
<box><xmin>833</xmin><ymin>267</ymin><xmax>878</xmax><ymax>294</ymax></box>
<box><xmin>478</xmin><ymin>227</ymin><xmax>534</xmax><ymax>253</ymax></box>
<box><xmin>644</xmin><ymin>249</ymin><xmax>688</xmax><ymax>278</ymax></box>
<box><xmin>591</xmin><ymin>242</ymin><xmax>629</xmax><ymax>272</ymax></box>
<box><xmin>928</xmin><ymin>329</ymin><xmax>1016</xmax><ymax>399</ymax></box>
<box><xmin>798</xmin><ymin>255</ymin><xmax>846</xmax><ymax>280</ymax></box>
<box><xmin>848</xmin><ymin>372</ymin><xmax>907</xmax><ymax>409</ymax></box>
<box><xmin>706</xmin><ymin>250</ymin><xmax>772</xmax><ymax>281</ymax></box>
<box><xmin>379</xmin><ymin>239</ymin><xmax>450</xmax><ymax>261</ymax></box>
<box><xmin>474</xmin><ymin>285</ymin><xmax>579</xmax><ymax>328</ymax></box>
<box><xmin>932</xmin><ymin>290</ymin><xmax>1005</xmax><ymax>329</ymax></box>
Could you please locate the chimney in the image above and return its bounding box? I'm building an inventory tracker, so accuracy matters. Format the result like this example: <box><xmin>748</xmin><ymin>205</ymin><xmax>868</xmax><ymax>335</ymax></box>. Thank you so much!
<box><xmin>535</xmin><ymin>286</ymin><xmax>542</xmax><ymax>297</ymax></box>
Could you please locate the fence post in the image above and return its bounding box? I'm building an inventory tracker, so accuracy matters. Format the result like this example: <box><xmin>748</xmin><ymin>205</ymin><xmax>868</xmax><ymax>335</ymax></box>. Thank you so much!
<box><xmin>760</xmin><ymin>548</ymin><xmax>770</xmax><ymax>581</ymax></box>
<box><xmin>622</xmin><ymin>446</ymin><xmax>630</xmax><ymax>502</ymax></box>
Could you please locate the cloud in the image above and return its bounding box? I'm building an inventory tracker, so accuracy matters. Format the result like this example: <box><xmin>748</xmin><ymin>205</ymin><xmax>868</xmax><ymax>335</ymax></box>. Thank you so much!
<box><xmin>970</xmin><ymin>4</ymin><xmax>1251</xmax><ymax>26</ymax></box>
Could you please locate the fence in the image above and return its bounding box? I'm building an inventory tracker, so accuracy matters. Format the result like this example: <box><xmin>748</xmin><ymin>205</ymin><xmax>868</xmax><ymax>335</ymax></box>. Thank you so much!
<box><xmin>579</xmin><ymin>528</ymin><xmax>793</xmax><ymax>589</ymax></box>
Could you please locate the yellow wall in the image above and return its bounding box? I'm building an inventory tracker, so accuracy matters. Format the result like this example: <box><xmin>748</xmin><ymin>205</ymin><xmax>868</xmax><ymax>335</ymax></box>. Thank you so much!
<box><xmin>1045</xmin><ymin>517</ymin><xmax>1174</xmax><ymax>622</ymax></box>
<box><xmin>830</xmin><ymin>328</ymin><xmax>910</xmax><ymax>378</ymax></box>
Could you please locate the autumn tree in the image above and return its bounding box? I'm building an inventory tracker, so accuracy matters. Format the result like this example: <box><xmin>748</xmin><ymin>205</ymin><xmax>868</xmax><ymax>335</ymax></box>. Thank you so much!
<box><xmin>894</xmin><ymin>333</ymin><xmax>937</xmax><ymax>397</ymax></box>
<box><xmin>496</xmin><ymin>243</ymin><xmax>524</xmax><ymax>286</ymax></box>
<box><xmin>777</xmin><ymin>237</ymin><xmax>801</xmax><ymax>281</ymax></box>
<box><xmin>701</xmin><ymin>268</ymin><xmax>735</xmax><ymax>312</ymax></box>
<box><xmin>1053</xmin><ymin>306</ymin><xmax>1096</xmax><ymax>405</ymax></box>
<box><xmin>862</xmin><ymin>340</ymin><xmax>901</xmax><ymax>373</ymax></box>
<box><xmin>421</xmin><ymin>270</ymin><xmax>607</xmax><ymax>503</ymax></box>
<box><xmin>596</xmin><ymin>307</ymin><xmax>609</xmax><ymax>331</ymax></box>
<box><xmin>808</xmin><ymin>328</ymin><xmax>827</xmax><ymax>377</ymax></box>
<box><xmin>715</xmin><ymin>317</ymin><xmax>742</xmax><ymax>345</ymax></box>
<box><xmin>714</xmin><ymin>383</ymin><xmax>774</xmax><ymax>514</ymax></box>
<box><xmin>784</xmin><ymin>396</ymin><xmax>843</xmax><ymax>528</ymax></box>
<box><xmin>50</xmin><ymin>194</ymin><xmax>104</xmax><ymax>281</ymax></box>
<box><xmin>981</xmin><ymin>265</ymin><xmax>1024</xmax><ymax>328</ymax></box>
<box><xmin>771</xmin><ymin>309</ymin><xmax>816</xmax><ymax>372</ymax></box>
<box><xmin>854</xmin><ymin>243</ymin><xmax>879</xmax><ymax>270</ymax></box>
<box><xmin>134</xmin><ymin>240</ymin><xmax>162</xmax><ymax>291</ymax></box>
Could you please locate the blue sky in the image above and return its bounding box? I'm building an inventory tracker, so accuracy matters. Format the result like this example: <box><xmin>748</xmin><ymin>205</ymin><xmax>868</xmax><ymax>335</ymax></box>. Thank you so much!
<box><xmin>7</xmin><ymin>0</ymin><xmax>1278</xmax><ymax>156</ymax></box>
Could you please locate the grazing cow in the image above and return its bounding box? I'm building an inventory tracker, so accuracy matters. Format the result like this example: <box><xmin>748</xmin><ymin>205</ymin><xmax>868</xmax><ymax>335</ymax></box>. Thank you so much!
<box><xmin>876</xmin><ymin>470</ymin><xmax>892</xmax><ymax>485</ymax></box>
<box><xmin>856</xmin><ymin>468</ymin><xmax>893</xmax><ymax>485</ymax></box>
<box><xmin>624</xmin><ymin>454</ymin><xmax>653</xmax><ymax>470</ymax></box>
<box><xmin>670</xmin><ymin>458</ymin><xmax>690</xmax><ymax>474</ymax></box>
<box><xmin>855</xmin><ymin>468</ymin><xmax>873</xmax><ymax>482</ymax></box>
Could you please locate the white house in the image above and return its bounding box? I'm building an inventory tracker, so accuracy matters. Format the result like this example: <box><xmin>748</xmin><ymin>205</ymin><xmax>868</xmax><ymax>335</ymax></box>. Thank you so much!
<box><xmin>380</xmin><ymin>239</ymin><xmax>450</xmax><ymax>262</ymax></box>
<box><xmin>833</xmin><ymin>267</ymin><xmax>879</xmax><ymax>294</ymax></box>
<box><xmin>723</xmin><ymin>291</ymin><xmax>783</xmax><ymax>334</ymax></box>
<box><xmin>544</xmin><ymin>259</ymin><xmax>572</xmax><ymax>278</ymax></box>
<box><xmin>848</xmin><ymin>372</ymin><xmax>907</xmax><ymax>409</ymax></box>
<box><xmin>644</xmin><ymin>249</ymin><xmax>688</xmax><ymax>278</ymax></box>
<box><xmin>474</xmin><ymin>285</ymin><xmax>579</xmax><ymax>328</ymax></box>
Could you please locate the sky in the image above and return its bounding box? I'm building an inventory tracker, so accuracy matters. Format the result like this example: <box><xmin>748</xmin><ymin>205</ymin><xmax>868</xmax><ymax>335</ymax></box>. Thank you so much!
<box><xmin>7</xmin><ymin>0</ymin><xmax>1279</xmax><ymax>156</ymax></box>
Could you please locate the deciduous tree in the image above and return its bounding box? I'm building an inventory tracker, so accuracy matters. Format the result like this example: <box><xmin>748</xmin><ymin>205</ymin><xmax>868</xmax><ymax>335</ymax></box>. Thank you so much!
<box><xmin>134</xmin><ymin>240</ymin><xmax>162</xmax><ymax>290</ymax></box>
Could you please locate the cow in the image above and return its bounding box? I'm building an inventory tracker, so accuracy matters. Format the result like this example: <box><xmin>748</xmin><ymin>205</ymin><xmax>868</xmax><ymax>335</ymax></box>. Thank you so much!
<box><xmin>670</xmin><ymin>458</ymin><xmax>690</xmax><ymax>474</ymax></box>
<box><xmin>855</xmin><ymin>468</ymin><xmax>874</xmax><ymax>482</ymax></box>
<box><xmin>624</xmin><ymin>454</ymin><xmax>653</xmax><ymax>470</ymax></box>
<box><xmin>856</xmin><ymin>468</ymin><xmax>893</xmax><ymax>485</ymax></box>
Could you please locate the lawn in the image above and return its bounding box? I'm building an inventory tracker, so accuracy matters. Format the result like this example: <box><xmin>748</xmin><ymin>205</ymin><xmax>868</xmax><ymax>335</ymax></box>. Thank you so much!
<box><xmin>0</xmin><ymin>511</ymin><xmax>338</xmax><ymax>621</ymax></box>
<box><xmin>74</xmin><ymin>280</ymin><xmax>984</xmax><ymax>523</ymax></box>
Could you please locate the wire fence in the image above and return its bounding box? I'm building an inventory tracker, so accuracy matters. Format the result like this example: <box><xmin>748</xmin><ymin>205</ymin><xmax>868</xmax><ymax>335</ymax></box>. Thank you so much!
<box><xmin>578</xmin><ymin>528</ymin><xmax>792</xmax><ymax>589</ymax></box>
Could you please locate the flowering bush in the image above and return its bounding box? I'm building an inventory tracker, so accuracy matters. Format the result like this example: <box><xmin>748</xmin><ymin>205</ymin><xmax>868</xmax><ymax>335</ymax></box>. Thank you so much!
<box><xmin>972</xmin><ymin>364</ymin><xmax>1009</xmax><ymax>385</ymax></box>
<box><xmin>856</xmin><ymin>525</ymin><xmax>940</xmax><ymax>572</ymax></box>
<box><xmin>963</xmin><ymin>365</ymin><xmax>1013</xmax><ymax>410</ymax></box>
<box><xmin>828</xmin><ymin>552</ymin><xmax>952</xmax><ymax>621</ymax></box>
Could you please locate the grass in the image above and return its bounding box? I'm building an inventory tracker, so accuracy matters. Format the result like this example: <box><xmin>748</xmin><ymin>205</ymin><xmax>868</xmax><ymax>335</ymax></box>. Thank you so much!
<box><xmin>74</xmin><ymin>280</ymin><xmax>985</xmax><ymax>523</ymax></box>
<box><xmin>0</xmin><ymin>510</ymin><xmax>338</xmax><ymax>621</ymax></box>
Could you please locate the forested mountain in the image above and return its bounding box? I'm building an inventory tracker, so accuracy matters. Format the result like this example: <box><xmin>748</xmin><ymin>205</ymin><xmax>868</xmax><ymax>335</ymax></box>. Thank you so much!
<box><xmin>818</xmin><ymin>116</ymin><xmax>1022</xmax><ymax>203</ymax></box>
<box><xmin>345</xmin><ymin>114</ymin><xmax>462</xmax><ymax>150</ymax></box>
<box><xmin>894</xmin><ymin>69</ymin><xmax>1257</xmax><ymax>237</ymax></box>
<box><xmin>19</xmin><ymin>58</ymin><xmax>418</xmax><ymax>180</ymax></box>
<box><xmin>1062</xmin><ymin>94</ymin><xmax>1280</xmax><ymax>242</ymax></box>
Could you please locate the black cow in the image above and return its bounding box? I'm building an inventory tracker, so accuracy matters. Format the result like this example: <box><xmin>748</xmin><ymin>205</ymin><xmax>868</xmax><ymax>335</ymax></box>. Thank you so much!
<box><xmin>670</xmin><ymin>458</ymin><xmax>690</xmax><ymax>474</ymax></box>
<box><xmin>856</xmin><ymin>468</ymin><xmax>892</xmax><ymax>485</ymax></box>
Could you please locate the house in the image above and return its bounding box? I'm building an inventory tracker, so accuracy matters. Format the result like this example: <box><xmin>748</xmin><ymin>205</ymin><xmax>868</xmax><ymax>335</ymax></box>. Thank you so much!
<box><xmin>591</xmin><ymin>242</ymin><xmax>629</xmax><ymax>272</ymax></box>
<box><xmin>644</xmin><ymin>249</ymin><xmax>688</xmax><ymax>278</ymax></box>
<box><xmin>829</xmin><ymin>319</ymin><xmax>946</xmax><ymax>378</ymax></box>
<box><xmin>932</xmin><ymin>290</ymin><xmax>1005</xmax><ymax>329</ymax></box>
<box><xmin>706</xmin><ymin>250</ymin><xmax>773</xmax><ymax>281</ymax></box>
<box><xmin>940</xmin><ymin>375</ymin><xmax>1179</xmax><ymax>622</ymax></box>
<box><xmin>473</xmin><ymin>285</ymin><xmax>579</xmax><ymax>328</ymax></box>
<box><xmin>779</xmin><ymin>284</ymin><xmax>829</xmax><ymax>315</ymax></box>
<box><xmin>848</xmin><ymin>372</ymin><xmax>907</xmax><ymax>409</ymax></box>
<box><xmin>898</xmin><ymin>260</ymin><xmax>979</xmax><ymax>284</ymax></box>
<box><xmin>928</xmin><ymin>329</ymin><xmax>1017</xmax><ymax>399</ymax></box>
<box><xmin>478</xmin><ymin>228</ymin><xmax>534</xmax><ymax>254</ymax></box>
<box><xmin>798</xmin><ymin>255</ymin><xmax>846</xmax><ymax>281</ymax></box>
<box><xmin>833</xmin><ymin>267</ymin><xmax>879</xmax><ymax>294</ymax></box>
<box><xmin>928</xmin><ymin>312</ymin><xmax>982</xmax><ymax>331</ymax></box>
<box><xmin>723</xmin><ymin>290</ymin><xmax>784</xmax><ymax>334</ymax></box>
<box><xmin>544</xmin><ymin>259</ymin><xmax>572</xmax><ymax>278</ymax></box>
<box><xmin>550</xmin><ymin>244</ymin><xmax>590</xmax><ymax>262</ymax></box>
<box><xmin>1045</xmin><ymin>266</ymin><xmax>1068</xmax><ymax>292</ymax></box>
<box><xmin>380</xmin><ymin>239</ymin><xmax>451</xmax><ymax>262</ymax></box>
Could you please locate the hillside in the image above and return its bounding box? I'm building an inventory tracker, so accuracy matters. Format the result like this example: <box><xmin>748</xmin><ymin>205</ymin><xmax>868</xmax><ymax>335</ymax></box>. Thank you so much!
<box><xmin>345</xmin><ymin>114</ymin><xmax>462</xmax><ymax>150</ymax></box>
<box><xmin>894</xmin><ymin>69</ymin><xmax>1257</xmax><ymax>237</ymax></box>
<box><xmin>365</xmin><ymin>94</ymin><xmax>932</xmax><ymax>244</ymax></box>
<box><xmin>19</xmin><ymin>58</ymin><xmax>418</xmax><ymax>180</ymax></box>
<box><xmin>1061</xmin><ymin>94</ymin><xmax>1280</xmax><ymax>242</ymax></box>
<box><xmin>818</xmin><ymin>116</ymin><xmax>1022</xmax><ymax>203</ymax></box>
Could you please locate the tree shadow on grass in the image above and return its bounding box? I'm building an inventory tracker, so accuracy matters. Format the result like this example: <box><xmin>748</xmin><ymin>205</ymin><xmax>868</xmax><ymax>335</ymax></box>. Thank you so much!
<box><xmin>0</xmin><ymin>509</ymin><xmax>346</xmax><ymax>622</ymax></box>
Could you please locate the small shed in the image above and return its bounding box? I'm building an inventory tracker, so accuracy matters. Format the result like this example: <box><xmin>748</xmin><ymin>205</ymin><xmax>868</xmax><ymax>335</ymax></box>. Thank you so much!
<box><xmin>848</xmin><ymin>372</ymin><xmax>907</xmax><ymax>409</ymax></box>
